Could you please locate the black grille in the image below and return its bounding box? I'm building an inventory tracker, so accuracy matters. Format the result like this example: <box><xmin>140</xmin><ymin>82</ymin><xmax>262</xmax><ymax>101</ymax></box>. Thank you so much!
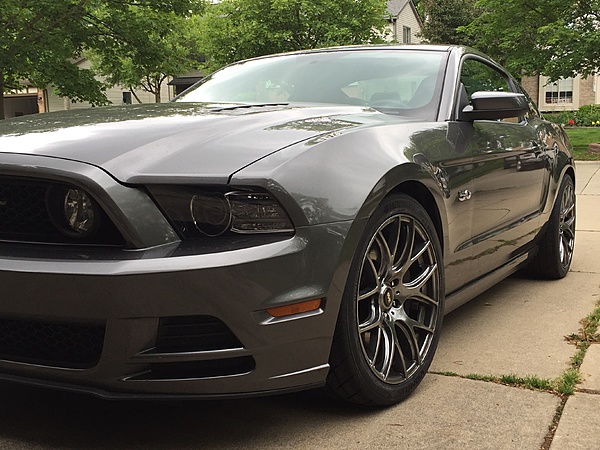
<box><xmin>0</xmin><ymin>177</ymin><xmax>124</xmax><ymax>245</ymax></box>
<box><xmin>155</xmin><ymin>316</ymin><xmax>243</xmax><ymax>353</ymax></box>
<box><xmin>0</xmin><ymin>318</ymin><xmax>105</xmax><ymax>369</ymax></box>
<box><xmin>0</xmin><ymin>178</ymin><xmax>54</xmax><ymax>236</ymax></box>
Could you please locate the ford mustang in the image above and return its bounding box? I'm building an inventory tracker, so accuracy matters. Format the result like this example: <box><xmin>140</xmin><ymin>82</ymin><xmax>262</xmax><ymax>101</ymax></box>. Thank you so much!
<box><xmin>0</xmin><ymin>45</ymin><xmax>575</xmax><ymax>405</ymax></box>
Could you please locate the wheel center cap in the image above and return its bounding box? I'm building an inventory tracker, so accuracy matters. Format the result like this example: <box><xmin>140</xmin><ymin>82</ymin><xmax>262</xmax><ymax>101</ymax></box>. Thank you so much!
<box><xmin>382</xmin><ymin>287</ymin><xmax>394</xmax><ymax>309</ymax></box>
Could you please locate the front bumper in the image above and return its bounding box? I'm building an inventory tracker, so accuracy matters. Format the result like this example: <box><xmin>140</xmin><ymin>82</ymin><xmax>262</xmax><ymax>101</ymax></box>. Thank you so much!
<box><xmin>0</xmin><ymin>222</ymin><xmax>351</xmax><ymax>398</ymax></box>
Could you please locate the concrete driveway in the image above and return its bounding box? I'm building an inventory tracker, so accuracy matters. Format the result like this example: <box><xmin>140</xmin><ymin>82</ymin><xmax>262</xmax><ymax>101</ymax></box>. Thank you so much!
<box><xmin>0</xmin><ymin>163</ymin><xmax>598</xmax><ymax>450</ymax></box>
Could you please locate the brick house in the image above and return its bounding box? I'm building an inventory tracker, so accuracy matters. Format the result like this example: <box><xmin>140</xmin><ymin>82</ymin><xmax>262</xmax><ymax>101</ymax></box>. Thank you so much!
<box><xmin>521</xmin><ymin>75</ymin><xmax>600</xmax><ymax>113</ymax></box>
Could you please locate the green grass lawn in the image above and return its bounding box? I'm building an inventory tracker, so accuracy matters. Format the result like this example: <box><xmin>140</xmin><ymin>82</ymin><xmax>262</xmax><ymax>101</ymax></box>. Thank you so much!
<box><xmin>564</xmin><ymin>128</ymin><xmax>600</xmax><ymax>160</ymax></box>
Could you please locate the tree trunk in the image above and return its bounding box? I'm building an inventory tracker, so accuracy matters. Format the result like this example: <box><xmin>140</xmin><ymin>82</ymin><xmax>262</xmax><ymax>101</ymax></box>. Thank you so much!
<box><xmin>154</xmin><ymin>74</ymin><xmax>166</xmax><ymax>103</ymax></box>
<box><xmin>154</xmin><ymin>79</ymin><xmax>161</xmax><ymax>103</ymax></box>
<box><xmin>0</xmin><ymin>73</ymin><xmax>5</xmax><ymax>120</ymax></box>
<box><xmin>130</xmin><ymin>89</ymin><xmax>143</xmax><ymax>104</ymax></box>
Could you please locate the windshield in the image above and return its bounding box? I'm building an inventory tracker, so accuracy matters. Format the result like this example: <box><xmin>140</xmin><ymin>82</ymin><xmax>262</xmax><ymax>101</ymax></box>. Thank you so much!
<box><xmin>175</xmin><ymin>49</ymin><xmax>447</xmax><ymax>120</ymax></box>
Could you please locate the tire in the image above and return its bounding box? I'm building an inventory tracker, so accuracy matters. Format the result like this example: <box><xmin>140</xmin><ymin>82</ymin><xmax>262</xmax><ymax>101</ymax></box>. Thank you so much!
<box><xmin>326</xmin><ymin>194</ymin><xmax>444</xmax><ymax>406</ymax></box>
<box><xmin>528</xmin><ymin>174</ymin><xmax>575</xmax><ymax>279</ymax></box>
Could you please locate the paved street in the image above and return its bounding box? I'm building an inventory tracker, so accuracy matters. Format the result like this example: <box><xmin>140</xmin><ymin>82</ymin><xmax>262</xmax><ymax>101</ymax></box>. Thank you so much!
<box><xmin>0</xmin><ymin>162</ymin><xmax>598</xmax><ymax>450</ymax></box>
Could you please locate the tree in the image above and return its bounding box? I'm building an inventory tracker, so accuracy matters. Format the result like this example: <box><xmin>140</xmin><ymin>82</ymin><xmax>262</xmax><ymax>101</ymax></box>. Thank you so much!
<box><xmin>90</xmin><ymin>13</ymin><xmax>205</xmax><ymax>103</ymax></box>
<box><xmin>463</xmin><ymin>0</ymin><xmax>600</xmax><ymax>80</ymax></box>
<box><xmin>418</xmin><ymin>0</ymin><xmax>479</xmax><ymax>45</ymax></box>
<box><xmin>198</xmin><ymin>0</ymin><xmax>390</xmax><ymax>71</ymax></box>
<box><xmin>0</xmin><ymin>0</ymin><xmax>204</xmax><ymax>120</ymax></box>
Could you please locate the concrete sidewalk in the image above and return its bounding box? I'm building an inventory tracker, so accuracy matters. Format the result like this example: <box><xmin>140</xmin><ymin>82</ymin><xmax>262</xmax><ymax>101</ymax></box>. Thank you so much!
<box><xmin>431</xmin><ymin>161</ymin><xmax>600</xmax><ymax>450</ymax></box>
<box><xmin>0</xmin><ymin>164</ymin><xmax>597</xmax><ymax>450</ymax></box>
<box><xmin>427</xmin><ymin>161</ymin><xmax>600</xmax><ymax>450</ymax></box>
<box><xmin>550</xmin><ymin>161</ymin><xmax>600</xmax><ymax>450</ymax></box>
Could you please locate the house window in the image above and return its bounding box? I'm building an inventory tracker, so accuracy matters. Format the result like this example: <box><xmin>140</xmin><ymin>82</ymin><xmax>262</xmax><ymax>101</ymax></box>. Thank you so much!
<box><xmin>545</xmin><ymin>78</ymin><xmax>573</xmax><ymax>104</ymax></box>
<box><xmin>403</xmin><ymin>26</ymin><xmax>411</xmax><ymax>44</ymax></box>
<box><xmin>122</xmin><ymin>91</ymin><xmax>132</xmax><ymax>104</ymax></box>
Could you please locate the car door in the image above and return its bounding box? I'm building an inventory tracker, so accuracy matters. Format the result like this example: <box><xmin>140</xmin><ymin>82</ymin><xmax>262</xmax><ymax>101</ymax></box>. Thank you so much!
<box><xmin>459</xmin><ymin>58</ymin><xmax>549</xmax><ymax>278</ymax></box>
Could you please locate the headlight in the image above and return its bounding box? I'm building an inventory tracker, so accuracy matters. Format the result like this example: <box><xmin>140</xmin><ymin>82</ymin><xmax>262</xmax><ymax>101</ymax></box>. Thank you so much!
<box><xmin>148</xmin><ymin>186</ymin><xmax>294</xmax><ymax>239</ymax></box>
<box><xmin>228</xmin><ymin>192</ymin><xmax>293</xmax><ymax>233</ymax></box>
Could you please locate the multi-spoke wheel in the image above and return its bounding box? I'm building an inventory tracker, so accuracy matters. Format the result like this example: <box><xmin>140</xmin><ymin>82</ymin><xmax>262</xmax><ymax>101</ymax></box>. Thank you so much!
<box><xmin>327</xmin><ymin>194</ymin><xmax>444</xmax><ymax>406</ymax></box>
<box><xmin>528</xmin><ymin>174</ymin><xmax>575</xmax><ymax>279</ymax></box>
<box><xmin>558</xmin><ymin>178</ymin><xmax>576</xmax><ymax>270</ymax></box>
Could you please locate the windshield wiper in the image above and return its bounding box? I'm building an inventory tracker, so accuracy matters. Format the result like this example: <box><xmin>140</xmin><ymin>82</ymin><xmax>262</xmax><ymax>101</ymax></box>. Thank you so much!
<box><xmin>209</xmin><ymin>103</ymin><xmax>290</xmax><ymax>112</ymax></box>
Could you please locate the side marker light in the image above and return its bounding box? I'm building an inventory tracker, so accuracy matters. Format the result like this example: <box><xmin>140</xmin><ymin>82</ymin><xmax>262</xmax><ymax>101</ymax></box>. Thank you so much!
<box><xmin>266</xmin><ymin>299</ymin><xmax>323</xmax><ymax>318</ymax></box>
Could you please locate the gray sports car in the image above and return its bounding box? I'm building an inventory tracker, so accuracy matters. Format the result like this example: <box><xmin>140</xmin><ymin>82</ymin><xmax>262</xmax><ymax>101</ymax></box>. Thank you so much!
<box><xmin>0</xmin><ymin>45</ymin><xmax>575</xmax><ymax>406</ymax></box>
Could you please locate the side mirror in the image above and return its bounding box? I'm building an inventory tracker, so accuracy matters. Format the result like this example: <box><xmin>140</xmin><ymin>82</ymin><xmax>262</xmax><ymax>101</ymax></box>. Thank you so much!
<box><xmin>460</xmin><ymin>91</ymin><xmax>529</xmax><ymax>121</ymax></box>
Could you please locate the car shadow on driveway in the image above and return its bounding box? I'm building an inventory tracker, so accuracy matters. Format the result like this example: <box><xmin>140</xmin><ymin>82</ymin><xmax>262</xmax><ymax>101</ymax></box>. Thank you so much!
<box><xmin>0</xmin><ymin>382</ymin><xmax>381</xmax><ymax>449</ymax></box>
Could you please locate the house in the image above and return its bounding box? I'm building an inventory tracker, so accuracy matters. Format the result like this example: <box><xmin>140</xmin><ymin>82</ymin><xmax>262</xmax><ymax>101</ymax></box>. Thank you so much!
<box><xmin>44</xmin><ymin>59</ymin><xmax>174</xmax><ymax>114</ymax></box>
<box><xmin>521</xmin><ymin>75</ymin><xmax>600</xmax><ymax>112</ymax></box>
<box><xmin>2</xmin><ymin>81</ymin><xmax>40</xmax><ymax>118</ymax></box>
<box><xmin>387</xmin><ymin>0</ymin><xmax>423</xmax><ymax>44</ymax></box>
<box><xmin>2</xmin><ymin>58</ymin><xmax>174</xmax><ymax>119</ymax></box>
<box><xmin>168</xmin><ymin>70</ymin><xmax>205</xmax><ymax>97</ymax></box>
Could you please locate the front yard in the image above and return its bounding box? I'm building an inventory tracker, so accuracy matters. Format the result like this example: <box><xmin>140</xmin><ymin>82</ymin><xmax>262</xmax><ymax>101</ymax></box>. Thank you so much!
<box><xmin>564</xmin><ymin>128</ymin><xmax>600</xmax><ymax>161</ymax></box>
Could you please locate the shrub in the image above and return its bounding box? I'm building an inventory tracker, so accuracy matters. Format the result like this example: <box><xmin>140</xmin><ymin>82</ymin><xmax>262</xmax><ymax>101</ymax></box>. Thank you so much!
<box><xmin>544</xmin><ymin>105</ymin><xmax>600</xmax><ymax>127</ymax></box>
<box><xmin>575</xmin><ymin>104</ymin><xmax>600</xmax><ymax>127</ymax></box>
<box><xmin>544</xmin><ymin>111</ymin><xmax>576</xmax><ymax>126</ymax></box>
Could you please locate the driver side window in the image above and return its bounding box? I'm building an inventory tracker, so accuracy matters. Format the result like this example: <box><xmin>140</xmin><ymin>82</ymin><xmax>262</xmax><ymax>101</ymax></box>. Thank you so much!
<box><xmin>460</xmin><ymin>58</ymin><xmax>520</xmax><ymax>122</ymax></box>
<box><xmin>461</xmin><ymin>59</ymin><xmax>512</xmax><ymax>100</ymax></box>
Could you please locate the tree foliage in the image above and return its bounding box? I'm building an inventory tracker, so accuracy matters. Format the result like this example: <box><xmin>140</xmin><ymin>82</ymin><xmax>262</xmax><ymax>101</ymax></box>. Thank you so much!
<box><xmin>418</xmin><ymin>0</ymin><xmax>479</xmax><ymax>45</ymax></box>
<box><xmin>0</xmin><ymin>0</ymin><xmax>204</xmax><ymax>119</ymax></box>
<box><xmin>198</xmin><ymin>0</ymin><xmax>390</xmax><ymax>71</ymax></box>
<box><xmin>463</xmin><ymin>0</ymin><xmax>600</xmax><ymax>80</ymax></box>
<box><xmin>90</xmin><ymin>12</ymin><xmax>205</xmax><ymax>103</ymax></box>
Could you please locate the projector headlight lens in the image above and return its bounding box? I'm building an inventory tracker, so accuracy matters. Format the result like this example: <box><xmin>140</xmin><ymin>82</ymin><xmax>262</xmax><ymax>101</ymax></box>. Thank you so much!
<box><xmin>190</xmin><ymin>192</ymin><xmax>232</xmax><ymax>236</ymax></box>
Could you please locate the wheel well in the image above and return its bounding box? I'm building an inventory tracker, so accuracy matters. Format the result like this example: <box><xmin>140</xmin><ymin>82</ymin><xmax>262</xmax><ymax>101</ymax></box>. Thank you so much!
<box><xmin>389</xmin><ymin>181</ymin><xmax>444</xmax><ymax>254</ymax></box>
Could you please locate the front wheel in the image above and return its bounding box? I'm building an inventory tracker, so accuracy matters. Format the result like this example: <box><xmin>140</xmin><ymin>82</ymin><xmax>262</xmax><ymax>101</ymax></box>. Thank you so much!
<box><xmin>528</xmin><ymin>174</ymin><xmax>575</xmax><ymax>279</ymax></box>
<box><xmin>326</xmin><ymin>195</ymin><xmax>444</xmax><ymax>406</ymax></box>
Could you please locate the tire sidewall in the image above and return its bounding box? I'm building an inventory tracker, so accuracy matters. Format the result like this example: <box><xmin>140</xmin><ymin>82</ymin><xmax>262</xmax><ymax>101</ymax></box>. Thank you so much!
<box><xmin>551</xmin><ymin>174</ymin><xmax>575</xmax><ymax>278</ymax></box>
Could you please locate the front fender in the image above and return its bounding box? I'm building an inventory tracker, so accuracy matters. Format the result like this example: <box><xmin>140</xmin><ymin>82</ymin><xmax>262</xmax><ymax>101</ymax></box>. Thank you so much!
<box><xmin>231</xmin><ymin>121</ymin><xmax>448</xmax><ymax>228</ymax></box>
<box><xmin>231</xmin><ymin>122</ymin><xmax>451</xmax><ymax>305</ymax></box>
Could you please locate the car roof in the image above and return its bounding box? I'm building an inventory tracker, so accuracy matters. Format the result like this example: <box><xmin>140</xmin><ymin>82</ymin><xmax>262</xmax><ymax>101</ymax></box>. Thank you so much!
<box><xmin>250</xmin><ymin>44</ymin><xmax>453</xmax><ymax>59</ymax></box>
<box><xmin>223</xmin><ymin>44</ymin><xmax>500</xmax><ymax>70</ymax></box>
<box><xmin>290</xmin><ymin>44</ymin><xmax>455</xmax><ymax>53</ymax></box>
<box><xmin>228</xmin><ymin>44</ymin><xmax>464</xmax><ymax>66</ymax></box>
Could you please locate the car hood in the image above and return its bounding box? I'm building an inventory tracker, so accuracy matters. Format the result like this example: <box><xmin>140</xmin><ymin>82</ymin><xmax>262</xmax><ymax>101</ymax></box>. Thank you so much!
<box><xmin>0</xmin><ymin>103</ymin><xmax>396</xmax><ymax>184</ymax></box>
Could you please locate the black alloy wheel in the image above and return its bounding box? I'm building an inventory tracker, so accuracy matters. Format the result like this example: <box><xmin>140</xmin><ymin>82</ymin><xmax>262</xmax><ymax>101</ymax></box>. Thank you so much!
<box><xmin>529</xmin><ymin>174</ymin><xmax>575</xmax><ymax>279</ymax></box>
<box><xmin>327</xmin><ymin>194</ymin><xmax>444</xmax><ymax>406</ymax></box>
